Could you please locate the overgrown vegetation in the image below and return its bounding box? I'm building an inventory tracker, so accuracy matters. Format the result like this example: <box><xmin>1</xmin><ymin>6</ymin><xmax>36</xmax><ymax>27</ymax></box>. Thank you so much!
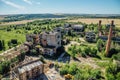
<box><xmin>0</xmin><ymin>50</ymin><xmax>26</xmax><ymax>75</ymax></box>
<box><xmin>105</xmin><ymin>61</ymin><xmax>120</xmax><ymax>80</ymax></box>
<box><xmin>67</xmin><ymin>44</ymin><xmax>98</xmax><ymax>58</ymax></box>
<box><xmin>59</xmin><ymin>63</ymin><xmax>103</xmax><ymax>80</ymax></box>
<box><xmin>0</xmin><ymin>19</ymin><xmax>65</xmax><ymax>53</ymax></box>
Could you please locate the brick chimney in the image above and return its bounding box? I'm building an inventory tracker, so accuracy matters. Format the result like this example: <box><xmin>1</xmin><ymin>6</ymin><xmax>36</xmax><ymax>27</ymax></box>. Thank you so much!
<box><xmin>105</xmin><ymin>20</ymin><xmax>114</xmax><ymax>56</ymax></box>
<box><xmin>98</xmin><ymin>20</ymin><xmax>102</xmax><ymax>36</ymax></box>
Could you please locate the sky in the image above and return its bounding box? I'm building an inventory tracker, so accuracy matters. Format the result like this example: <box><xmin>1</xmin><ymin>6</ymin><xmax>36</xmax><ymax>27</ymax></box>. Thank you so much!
<box><xmin>0</xmin><ymin>0</ymin><xmax>120</xmax><ymax>15</ymax></box>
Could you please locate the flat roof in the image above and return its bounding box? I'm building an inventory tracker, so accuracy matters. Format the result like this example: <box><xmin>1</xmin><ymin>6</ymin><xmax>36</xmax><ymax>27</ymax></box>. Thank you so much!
<box><xmin>18</xmin><ymin>61</ymin><xmax>43</xmax><ymax>74</ymax></box>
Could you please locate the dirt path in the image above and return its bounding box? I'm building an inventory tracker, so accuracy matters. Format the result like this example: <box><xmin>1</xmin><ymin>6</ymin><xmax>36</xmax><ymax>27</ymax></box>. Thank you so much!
<box><xmin>70</xmin><ymin>57</ymin><xmax>100</xmax><ymax>69</ymax></box>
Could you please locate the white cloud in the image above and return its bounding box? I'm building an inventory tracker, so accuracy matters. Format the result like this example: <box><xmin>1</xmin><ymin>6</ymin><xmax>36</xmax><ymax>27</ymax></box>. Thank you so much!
<box><xmin>23</xmin><ymin>0</ymin><xmax>32</xmax><ymax>5</ymax></box>
<box><xmin>1</xmin><ymin>0</ymin><xmax>25</xmax><ymax>10</ymax></box>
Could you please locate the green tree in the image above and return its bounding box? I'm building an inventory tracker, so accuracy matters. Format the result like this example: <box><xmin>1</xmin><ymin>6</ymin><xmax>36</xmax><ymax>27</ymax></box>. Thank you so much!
<box><xmin>0</xmin><ymin>40</ymin><xmax>5</xmax><ymax>51</ymax></box>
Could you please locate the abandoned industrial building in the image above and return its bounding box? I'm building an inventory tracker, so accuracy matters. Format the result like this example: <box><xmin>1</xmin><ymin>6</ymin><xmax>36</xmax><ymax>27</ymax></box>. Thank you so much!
<box><xmin>72</xmin><ymin>24</ymin><xmax>84</xmax><ymax>32</ymax></box>
<box><xmin>10</xmin><ymin>57</ymin><xmax>44</xmax><ymax>80</ymax></box>
<box><xmin>0</xmin><ymin>19</ymin><xmax>120</xmax><ymax>80</ymax></box>
<box><xmin>26</xmin><ymin>31</ymin><xmax>61</xmax><ymax>56</ymax></box>
<box><xmin>18</xmin><ymin>60</ymin><xmax>43</xmax><ymax>80</ymax></box>
<box><xmin>85</xmin><ymin>32</ymin><xmax>96</xmax><ymax>42</ymax></box>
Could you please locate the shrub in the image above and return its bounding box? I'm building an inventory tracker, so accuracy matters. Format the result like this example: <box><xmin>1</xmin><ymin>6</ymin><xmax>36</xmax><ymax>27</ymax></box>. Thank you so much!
<box><xmin>30</xmin><ymin>49</ymin><xmax>38</xmax><ymax>56</ymax></box>
<box><xmin>83</xmin><ymin>47</ymin><xmax>91</xmax><ymax>55</ymax></box>
<box><xmin>11</xmin><ymin>39</ymin><xmax>18</xmax><ymax>44</ymax></box>
<box><xmin>116</xmin><ymin>72</ymin><xmax>120</xmax><ymax>80</ymax></box>
<box><xmin>60</xmin><ymin>64</ymin><xmax>69</xmax><ymax>75</ymax></box>
<box><xmin>74</xmin><ymin>68</ymin><xmax>102</xmax><ymax>80</ymax></box>
<box><xmin>60</xmin><ymin>63</ymin><xmax>78</xmax><ymax>75</ymax></box>
<box><xmin>90</xmin><ymin>47</ymin><xmax>97</xmax><ymax>57</ymax></box>
<box><xmin>112</xmin><ymin>53</ymin><xmax>120</xmax><ymax>61</ymax></box>
<box><xmin>97</xmin><ymin>39</ymin><xmax>105</xmax><ymax>52</ymax></box>
<box><xmin>39</xmin><ymin>56</ymin><xmax>45</xmax><ymax>63</ymax></box>
<box><xmin>105</xmin><ymin>62</ymin><xmax>120</xmax><ymax>80</ymax></box>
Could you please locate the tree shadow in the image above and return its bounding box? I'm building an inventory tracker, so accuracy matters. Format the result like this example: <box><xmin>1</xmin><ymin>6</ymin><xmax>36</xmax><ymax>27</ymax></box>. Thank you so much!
<box><xmin>73</xmin><ymin>57</ymin><xmax>81</xmax><ymax>62</ymax></box>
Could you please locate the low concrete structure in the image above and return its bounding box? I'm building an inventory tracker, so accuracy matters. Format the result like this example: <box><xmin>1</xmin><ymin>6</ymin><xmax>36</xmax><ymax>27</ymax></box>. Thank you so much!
<box><xmin>72</xmin><ymin>24</ymin><xmax>84</xmax><ymax>32</ymax></box>
<box><xmin>54</xmin><ymin>27</ymin><xmax>63</xmax><ymax>33</ymax></box>
<box><xmin>85</xmin><ymin>32</ymin><xmax>96</xmax><ymax>42</ymax></box>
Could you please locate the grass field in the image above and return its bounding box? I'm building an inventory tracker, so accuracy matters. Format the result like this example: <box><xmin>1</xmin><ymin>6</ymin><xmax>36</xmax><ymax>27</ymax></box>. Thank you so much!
<box><xmin>0</xmin><ymin>30</ymin><xmax>25</xmax><ymax>53</ymax></box>
<box><xmin>67</xmin><ymin>18</ymin><xmax>120</xmax><ymax>27</ymax></box>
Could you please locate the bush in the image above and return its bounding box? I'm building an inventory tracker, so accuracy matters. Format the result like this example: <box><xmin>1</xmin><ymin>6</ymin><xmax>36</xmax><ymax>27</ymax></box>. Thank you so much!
<box><xmin>54</xmin><ymin>62</ymin><xmax>59</xmax><ymax>70</ymax></box>
<box><xmin>39</xmin><ymin>56</ymin><xmax>45</xmax><ymax>63</ymax></box>
<box><xmin>105</xmin><ymin>62</ymin><xmax>120</xmax><ymax>80</ymax></box>
<box><xmin>11</xmin><ymin>39</ymin><xmax>18</xmax><ymax>44</ymax></box>
<box><xmin>74</xmin><ymin>68</ymin><xmax>102</xmax><ymax>80</ymax></box>
<box><xmin>67</xmin><ymin>45</ymin><xmax>98</xmax><ymax>58</ymax></box>
<box><xmin>83</xmin><ymin>47</ymin><xmax>91</xmax><ymax>55</ymax></box>
<box><xmin>0</xmin><ymin>61</ymin><xmax>11</xmax><ymax>75</ymax></box>
<box><xmin>97</xmin><ymin>39</ymin><xmax>105</xmax><ymax>52</ymax></box>
<box><xmin>90</xmin><ymin>47</ymin><xmax>97</xmax><ymax>57</ymax></box>
<box><xmin>60</xmin><ymin>63</ymin><xmax>78</xmax><ymax>75</ymax></box>
<box><xmin>106</xmin><ymin>73</ymin><xmax>115</xmax><ymax>80</ymax></box>
<box><xmin>116</xmin><ymin>72</ymin><xmax>120</xmax><ymax>80</ymax></box>
<box><xmin>30</xmin><ymin>49</ymin><xmax>38</xmax><ymax>56</ymax></box>
<box><xmin>108</xmin><ymin>48</ymin><xmax>119</xmax><ymax>57</ymax></box>
<box><xmin>60</xmin><ymin>64</ymin><xmax>69</xmax><ymax>75</ymax></box>
<box><xmin>112</xmin><ymin>53</ymin><xmax>120</xmax><ymax>61</ymax></box>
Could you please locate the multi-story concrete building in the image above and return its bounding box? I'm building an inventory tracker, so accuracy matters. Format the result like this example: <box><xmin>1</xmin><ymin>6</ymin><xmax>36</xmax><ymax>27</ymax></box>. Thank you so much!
<box><xmin>40</xmin><ymin>31</ymin><xmax>61</xmax><ymax>56</ymax></box>
<box><xmin>41</xmin><ymin>31</ymin><xmax>61</xmax><ymax>48</ymax></box>
<box><xmin>18</xmin><ymin>60</ymin><xmax>44</xmax><ymax>80</ymax></box>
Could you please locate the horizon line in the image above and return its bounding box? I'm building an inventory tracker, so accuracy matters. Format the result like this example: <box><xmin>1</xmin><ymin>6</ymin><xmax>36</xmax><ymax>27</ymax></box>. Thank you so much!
<box><xmin>0</xmin><ymin>13</ymin><xmax>120</xmax><ymax>16</ymax></box>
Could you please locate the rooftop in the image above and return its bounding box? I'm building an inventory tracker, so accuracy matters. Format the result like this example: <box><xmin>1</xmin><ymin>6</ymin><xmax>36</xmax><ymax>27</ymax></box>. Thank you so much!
<box><xmin>42</xmin><ymin>31</ymin><xmax>59</xmax><ymax>35</ymax></box>
<box><xmin>18</xmin><ymin>60</ymin><xmax>43</xmax><ymax>74</ymax></box>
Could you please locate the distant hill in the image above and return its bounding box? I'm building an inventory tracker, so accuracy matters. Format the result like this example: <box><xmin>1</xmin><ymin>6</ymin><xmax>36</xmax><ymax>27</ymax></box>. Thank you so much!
<box><xmin>0</xmin><ymin>14</ymin><xmax>120</xmax><ymax>22</ymax></box>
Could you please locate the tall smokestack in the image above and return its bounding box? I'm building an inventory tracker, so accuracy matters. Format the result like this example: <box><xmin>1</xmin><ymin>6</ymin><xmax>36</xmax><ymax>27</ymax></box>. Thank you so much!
<box><xmin>98</xmin><ymin>20</ymin><xmax>102</xmax><ymax>36</ymax></box>
<box><xmin>105</xmin><ymin>20</ymin><xmax>114</xmax><ymax>56</ymax></box>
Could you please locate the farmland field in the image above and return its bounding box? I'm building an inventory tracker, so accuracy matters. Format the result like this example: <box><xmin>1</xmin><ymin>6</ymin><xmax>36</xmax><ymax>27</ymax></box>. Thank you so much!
<box><xmin>0</xmin><ymin>19</ymin><xmax>37</xmax><ymax>26</ymax></box>
<box><xmin>0</xmin><ymin>18</ymin><xmax>64</xmax><ymax>26</ymax></box>
<box><xmin>0</xmin><ymin>16</ymin><xmax>5</xmax><ymax>20</ymax></box>
<box><xmin>67</xmin><ymin>18</ymin><xmax>120</xmax><ymax>27</ymax></box>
